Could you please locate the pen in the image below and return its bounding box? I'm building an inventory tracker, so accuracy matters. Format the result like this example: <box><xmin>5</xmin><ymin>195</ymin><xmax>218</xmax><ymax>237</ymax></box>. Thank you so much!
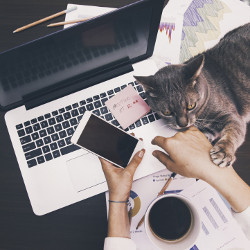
<box><xmin>47</xmin><ymin>17</ymin><xmax>91</xmax><ymax>27</ymax></box>
<box><xmin>13</xmin><ymin>6</ymin><xmax>77</xmax><ymax>33</ymax></box>
<box><xmin>136</xmin><ymin>172</ymin><xmax>176</xmax><ymax>230</ymax></box>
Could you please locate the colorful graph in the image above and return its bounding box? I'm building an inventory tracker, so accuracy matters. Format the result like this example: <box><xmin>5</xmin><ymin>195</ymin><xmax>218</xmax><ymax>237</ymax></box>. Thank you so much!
<box><xmin>128</xmin><ymin>190</ymin><xmax>141</xmax><ymax>217</ymax></box>
<box><xmin>180</xmin><ymin>0</ymin><xmax>231</xmax><ymax>62</ymax></box>
<box><xmin>159</xmin><ymin>22</ymin><xmax>175</xmax><ymax>43</ymax></box>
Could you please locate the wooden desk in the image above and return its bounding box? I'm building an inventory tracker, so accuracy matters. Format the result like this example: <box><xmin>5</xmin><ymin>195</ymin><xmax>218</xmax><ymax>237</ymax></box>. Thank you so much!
<box><xmin>0</xmin><ymin>1</ymin><xmax>249</xmax><ymax>249</ymax></box>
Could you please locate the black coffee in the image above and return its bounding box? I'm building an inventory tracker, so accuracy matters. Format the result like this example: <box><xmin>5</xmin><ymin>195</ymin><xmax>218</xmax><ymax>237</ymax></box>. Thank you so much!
<box><xmin>149</xmin><ymin>197</ymin><xmax>192</xmax><ymax>241</ymax></box>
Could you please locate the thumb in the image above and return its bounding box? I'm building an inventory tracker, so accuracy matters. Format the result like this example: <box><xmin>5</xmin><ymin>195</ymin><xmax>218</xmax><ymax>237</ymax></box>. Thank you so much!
<box><xmin>125</xmin><ymin>149</ymin><xmax>145</xmax><ymax>176</ymax></box>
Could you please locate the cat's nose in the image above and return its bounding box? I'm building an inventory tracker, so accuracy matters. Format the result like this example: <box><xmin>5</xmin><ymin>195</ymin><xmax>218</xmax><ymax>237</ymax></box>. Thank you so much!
<box><xmin>177</xmin><ymin>117</ymin><xmax>188</xmax><ymax>127</ymax></box>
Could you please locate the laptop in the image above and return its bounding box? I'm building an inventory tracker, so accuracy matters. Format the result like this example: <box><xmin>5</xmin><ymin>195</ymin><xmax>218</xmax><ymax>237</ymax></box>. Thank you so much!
<box><xmin>2</xmin><ymin>0</ymin><xmax>175</xmax><ymax>215</ymax></box>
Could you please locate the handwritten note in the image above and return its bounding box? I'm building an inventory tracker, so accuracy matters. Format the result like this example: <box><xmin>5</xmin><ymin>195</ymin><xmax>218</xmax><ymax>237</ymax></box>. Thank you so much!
<box><xmin>105</xmin><ymin>85</ymin><xmax>150</xmax><ymax>129</ymax></box>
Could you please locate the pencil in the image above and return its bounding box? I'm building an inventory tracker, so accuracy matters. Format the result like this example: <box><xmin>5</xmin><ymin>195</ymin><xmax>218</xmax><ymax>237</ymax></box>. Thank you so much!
<box><xmin>47</xmin><ymin>17</ymin><xmax>91</xmax><ymax>27</ymax></box>
<box><xmin>13</xmin><ymin>6</ymin><xmax>77</xmax><ymax>33</ymax></box>
<box><xmin>136</xmin><ymin>172</ymin><xmax>176</xmax><ymax>230</ymax></box>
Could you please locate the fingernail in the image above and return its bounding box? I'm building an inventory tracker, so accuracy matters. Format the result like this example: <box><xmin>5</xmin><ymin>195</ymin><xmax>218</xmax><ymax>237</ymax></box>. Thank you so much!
<box><xmin>152</xmin><ymin>151</ymin><xmax>156</xmax><ymax>157</ymax></box>
<box><xmin>138</xmin><ymin>149</ymin><xmax>145</xmax><ymax>158</ymax></box>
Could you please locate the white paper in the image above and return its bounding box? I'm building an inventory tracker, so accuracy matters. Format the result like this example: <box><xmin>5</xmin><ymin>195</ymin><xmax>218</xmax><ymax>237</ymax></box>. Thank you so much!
<box><xmin>64</xmin><ymin>4</ymin><xmax>115</xmax><ymax>29</ymax></box>
<box><xmin>106</xmin><ymin>171</ymin><xmax>196</xmax><ymax>250</ymax></box>
<box><xmin>182</xmin><ymin>181</ymin><xmax>250</xmax><ymax>249</ymax></box>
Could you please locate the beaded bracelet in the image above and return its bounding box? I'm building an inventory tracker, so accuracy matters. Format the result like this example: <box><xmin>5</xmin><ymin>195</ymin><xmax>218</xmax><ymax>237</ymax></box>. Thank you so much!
<box><xmin>108</xmin><ymin>199</ymin><xmax>129</xmax><ymax>203</ymax></box>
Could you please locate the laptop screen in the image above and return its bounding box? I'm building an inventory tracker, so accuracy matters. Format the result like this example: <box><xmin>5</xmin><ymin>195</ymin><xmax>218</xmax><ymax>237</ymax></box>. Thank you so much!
<box><xmin>0</xmin><ymin>0</ymin><xmax>164</xmax><ymax>110</ymax></box>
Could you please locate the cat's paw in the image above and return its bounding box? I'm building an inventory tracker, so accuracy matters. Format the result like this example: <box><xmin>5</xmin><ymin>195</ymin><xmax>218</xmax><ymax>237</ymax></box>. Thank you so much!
<box><xmin>210</xmin><ymin>142</ymin><xmax>235</xmax><ymax>168</ymax></box>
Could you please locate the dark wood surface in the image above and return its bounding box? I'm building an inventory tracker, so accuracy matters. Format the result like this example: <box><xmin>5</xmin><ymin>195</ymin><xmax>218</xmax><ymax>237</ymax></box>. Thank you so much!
<box><xmin>0</xmin><ymin>1</ymin><xmax>249</xmax><ymax>249</ymax></box>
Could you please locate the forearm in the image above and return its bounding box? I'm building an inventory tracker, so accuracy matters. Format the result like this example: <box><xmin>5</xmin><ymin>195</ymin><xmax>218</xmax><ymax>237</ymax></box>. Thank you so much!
<box><xmin>202</xmin><ymin>165</ymin><xmax>250</xmax><ymax>212</ymax></box>
<box><xmin>108</xmin><ymin>203</ymin><xmax>130</xmax><ymax>238</ymax></box>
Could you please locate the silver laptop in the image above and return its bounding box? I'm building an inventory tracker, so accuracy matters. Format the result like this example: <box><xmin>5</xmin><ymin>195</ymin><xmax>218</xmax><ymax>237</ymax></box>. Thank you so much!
<box><xmin>2</xmin><ymin>0</ymin><xmax>174</xmax><ymax>215</ymax></box>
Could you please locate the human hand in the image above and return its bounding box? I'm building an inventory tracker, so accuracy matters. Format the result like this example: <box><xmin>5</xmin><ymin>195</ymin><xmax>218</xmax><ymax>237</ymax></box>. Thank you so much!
<box><xmin>99</xmin><ymin>149</ymin><xmax>145</xmax><ymax>201</ymax></box>
<box><xmin>151</xmin><ymin>126</ymin><xmax>216</xmax><ymax>180</ymax></box>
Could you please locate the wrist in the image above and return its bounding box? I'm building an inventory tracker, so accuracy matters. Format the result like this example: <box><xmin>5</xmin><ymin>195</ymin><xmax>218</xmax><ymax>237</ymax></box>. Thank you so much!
<box><xmin>109</xmin><ymin>193</ymin><xmax>130</xmax><ymax>202</ymax></box>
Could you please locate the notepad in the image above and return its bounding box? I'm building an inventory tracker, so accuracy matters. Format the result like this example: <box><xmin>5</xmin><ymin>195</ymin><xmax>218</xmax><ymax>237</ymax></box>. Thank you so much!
<box><xmin>105</xmin><ymin>85</ymin><xmax>151</xmax><ymax>129</ymax></box>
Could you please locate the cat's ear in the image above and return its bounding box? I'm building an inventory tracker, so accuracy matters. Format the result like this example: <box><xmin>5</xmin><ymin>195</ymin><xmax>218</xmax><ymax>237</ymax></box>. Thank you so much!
<box><xmin>134</xmin><ymin>75</ymin><xmax>157</xmax><ymax>97</ymax></box>
<box><xmin>134</xmin><ymin>75</ymin><xmax>155</xmax><ymax>91</ymax></box>
<box><xmin>183</xmin><ymin>54</ymin><xmax>205</xmax><ymax>84</ymax></box>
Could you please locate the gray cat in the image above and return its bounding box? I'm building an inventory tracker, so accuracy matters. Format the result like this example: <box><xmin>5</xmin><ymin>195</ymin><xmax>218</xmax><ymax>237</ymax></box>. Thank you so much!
<box><xmin>135</xmin><ymin>23</ymin><xmax>250</xmax><ymax>168</ymax></box>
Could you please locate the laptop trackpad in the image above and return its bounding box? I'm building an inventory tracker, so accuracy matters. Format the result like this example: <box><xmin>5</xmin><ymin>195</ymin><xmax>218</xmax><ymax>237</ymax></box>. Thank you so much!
<box><xmin>67</xmin><ymin>153</ymin><xmax>106</xmax><ymax>192</ymax></box>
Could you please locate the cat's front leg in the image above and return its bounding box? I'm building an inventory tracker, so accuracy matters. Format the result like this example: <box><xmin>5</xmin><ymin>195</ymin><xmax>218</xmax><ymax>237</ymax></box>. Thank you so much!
<box><xmin>210</xmin><ymin>118</ymin><xmax>246</xmax><ymax>167</ymax></box>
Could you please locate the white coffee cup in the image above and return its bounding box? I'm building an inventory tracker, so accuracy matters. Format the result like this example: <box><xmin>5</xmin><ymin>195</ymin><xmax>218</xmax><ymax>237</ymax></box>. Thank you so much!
<box><xmin>144</xmin><ymin>194</ymin><xmax>201</xmax><ymax>250</ymax></box>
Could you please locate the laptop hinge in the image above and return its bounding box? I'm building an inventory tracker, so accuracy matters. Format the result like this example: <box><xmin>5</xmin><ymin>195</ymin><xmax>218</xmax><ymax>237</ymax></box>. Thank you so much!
<box><xmin>23</xmin><ymin>59</ymin><xmax>133</xmax><ymax>110</ymax></box>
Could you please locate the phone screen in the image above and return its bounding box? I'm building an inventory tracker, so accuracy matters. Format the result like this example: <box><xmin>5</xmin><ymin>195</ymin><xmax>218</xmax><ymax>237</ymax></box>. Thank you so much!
<box><xmin>77</xmin><ymin>114</ymin><xmax>138</xmax><ymax>168</ymax></box>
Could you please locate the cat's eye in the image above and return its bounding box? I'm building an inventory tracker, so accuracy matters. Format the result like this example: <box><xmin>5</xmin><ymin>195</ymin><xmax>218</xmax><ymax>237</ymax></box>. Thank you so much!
<box><xmin>187</xmin><ymin>103</ymin><xmax>196</xmax><ymax>110</ymax></box>
<box><xmin>162</xmin><ymin>111</ymin><xmax>172</xmax><ymax>116</ymax></box>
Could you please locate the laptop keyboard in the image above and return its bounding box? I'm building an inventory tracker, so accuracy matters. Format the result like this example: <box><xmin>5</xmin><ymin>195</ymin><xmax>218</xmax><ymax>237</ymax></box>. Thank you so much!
<box><xmin>15</xmin><ymin>81</ymin><xmax>161</xmax><ymax>168</ymax></box>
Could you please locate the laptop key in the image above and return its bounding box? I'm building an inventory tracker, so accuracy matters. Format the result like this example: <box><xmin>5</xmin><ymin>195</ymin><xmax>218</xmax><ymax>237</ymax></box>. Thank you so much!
<box><xmin>38</xmin><ymin>116</ymin><xmax>44</xmax><ymax>121</ymax></box>
<box><xmin>31</xmin><ymin>132</ymin><xmax>39</xmax><ymax>140</ymax></box>
<box><xmin>121</xmin><ymin>85</ymin><xmax>127</xmax><ymax>89</ymax></box>
<box><xmin>16</xmin><ymin>124</ymin><xmax>23</xmax><ymax>129</ymax></box>
<box><xmin>56</xmin><ymin>115</ymin><xmax>63</xmax><ymax>123</ymax></box>
<box><xmin>39</xmin><ymin>129</ymin><xmax>47</xmax><ymax>137</ymax></box>
<box><xmin>51</xmin><ymin>133</ymin><xmax>59</xmax><ymax>141</ymax></box>
<box><xmin>47</xmin><ymin>127</ymin><xmax>55</xmax><ymax>134</ymax></box>
<box><xmin>60</xmin><ymin>144</ymin><xmax>80</xmax><ymax>155</ymax></box>
<box><xmin>105</xmin><ymin>113</ymin><xmax>113</xmax><ymax>121</ymax></box>
<box><xmin>101</xmin><ymin>98</ymin><xmax>108</xmax><ymax>106</ymax></box>
<box><xmin>20</xmin><ymin>135</ymin><xmax>31</xmax><ymax>145</ymax></box>
<box><xmin>72</xmin><ymin>103</ymin><xmax>79</xmax><ymax>108</ymax></box>
<box><xmin>100</xmin><ymin>92</ymin><xmax>106</xmax><ymax>98</ymax></box>
<box><xmin>80</xmin><ymin>100</ymin><xmax>86</xmax><ymax>106</ymax></box>
<box><xmin>155</xmin><ymin>113</ymin><xmax>161</xmax><ymax>120</ymax></box>
<box><xmin>66</xmin><ymin>128</ymin><xmax>74</xmax><ymax>136</ymax></box>
<box><xmin>48</xmin><ymin>118</ymin><xmax>56</xmax><ymax>126</ymax></box>
<box><xmin>24</xmin><ymin>121</ymin><xmax>31</xmax><ymax>127</ymax></box>
<box><xmin>114</xmin><ymin>87</ymin><xmax>121</xmax><ymax>93</ymax></box>
<box><xmin>65</xmin><ymin>105</ymin><xmax>72</xmax><ymax>111</ymax></box>
<box><xmin>142</xmin><ymin>117</ymin><xmax>149</xmax><ymax>125</ymax></box>
<box><xmin>148</xmin><ymin>114</ymin><xmax>155</xmax><ymax>122</ymax></box>
<box><xmin>18</xmin><ymin>129</ymin><xmax>25</xmax><ymax>137</ymax></box>
<box><xmin>44</xmin><ymin>113</ymin><xmax>51</xmax><ymax>119</ymax></box>
<box><xmin>31</xmin><ymin>118</ymin><xmax>37</xmax><ymax>124</ymax></box>
<box><xmin>41</xmin><ymin>120</ymin><xmax>48</xmax><ymax>128</ymax></box>
<box><xmin>65</xmin><ymin>137</ymin><xmax>71</xmax><ymax>145</ymax></box>
<box><xmin>107</xmin><ymin>90</ymin><xmax>114</xmax><ymax>95</ymax></box>
<box><xmin>58</xmin><ymin>139</ymin><xmax>66</xmax><ymax>148</ymax></box>
<box><xmin>93</xmin><ymin>110</ymin><xmax>100</xmax><ymax>116</ymax></box>
<box><xmin>59</xmin><ymin>131</ymin><xmax>67</xmax><ymax>138</ymax></box>
<box><xmin>52</xmin><ymin>150</ymin><xmax>60</xmax><ymax>158</ymax></box>
<box><xmin>100</xmin><ymin>107</ymin><xmax>108</xmax><ymax>114</ymax></box>
<box><xmin>55</xmin><ymin>124</ymin><xmax>62</xmax><ymax>131</ymax></box>
<box><xmin>59</xmin><ymin>108</ymin><xmax>65</xmax><ymax>113</ymax></box>
<box><xmin>62</xmin><ymin>121</ymin><xmax>70</xmax><ymax>129</ymax></box>
<box><xmin>111</xmin><ymin>120</ymin><xmax>119</xmax><ymax>127</ymax></box>
<box><xmin>86</xmin><ymin>103</ymin><xmax>94</xmax><ymax>111</ymax></box>
<box><xmin>94</xmin><ymin>101</ymin><xmax>102</xmax><ymax>109</ymax></box>
<box><xmin>71</xmin><ymin>109</ymin><xmax>79</xmax><ymax>117</ymax></box>
<box><xmin>45</xmin><ymin>153</ymin><xmax>53</xmax><ymax>161</ymax></box>
<box><xmin>129</xmin><ymin>124</ymin><xmax>135</xmax><ymax>130</ymax></box>
<box><xmin>52</xmin><ymin>111</ymin><xmax>58</xmax><ymax>116</ymax></box>
<box><xmin>33</xmin><ymin>123</ymin><xmax>41</xmax><ymax>131</ymax></box>
<box><xmin>27</xmin><ymin>159</ymin><xmax>37</xmax><ymax>168</ymax></box>
<box><xmin>50</xmin><ymin>142</ymin><xmax>58</xmax><ymax>150</ymax></box>
<box><xmin>36</xmin><ymin>139</ymin><xmax>44</xmax><ymax>147</ymax></box>
<box><xmin>135</xmin><ymin>120</ymin><xmax>142</xmax><ymax>127</ymax></box>
<box><xmin>22</xmin><ymin>142</ymin><xmax>36</xmax><ymax>152</ymax></box>
<box><xmin>70</xmin><ymin>118</ymin><xmax>77</xmax><ymax>126</ymax></box>
<box><xmin>87</xmin><ymin>97</ymin><xmax>93</xmax><ymax>103</ymax></box>
<box><xmin>37</xmin><ymin>156</ymin><xmax>45</xmax><ymax>164</ymax></box>
<box><xmin>93</xmin><ymin>95</ymin><xmax>100</xmax><ymax>100</ymax></box>
<box><xmin>44</xmin><ymin>136</ymin><xmax>51</xmax><ymax>144</ymax></box>
<box><xmin>63</xmin><ymin>112</ymin><xmax>71</xmax><ymax>120</ymax></box>
<box><xmin>25</xmin><ymin>148</ymin><xmax>42</xmax><ymax>160</ymax></box>
<box><xmin>42</xmin><ymin>145</ymin><xmax>50</xmax><ymax>154</ymax></box>
<box><xmin>78</xmin><ymin>106</ymin><xmax>86</xmax><ymax>114</ymax></box>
